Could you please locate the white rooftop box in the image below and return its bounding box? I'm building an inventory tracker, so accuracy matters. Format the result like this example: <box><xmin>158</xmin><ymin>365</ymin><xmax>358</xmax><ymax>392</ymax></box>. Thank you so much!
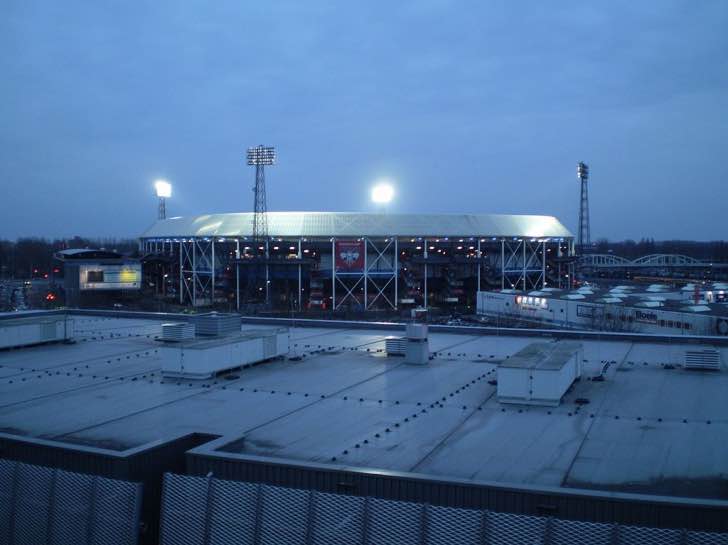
<box><xmin>161</xmin><ymin>328</ymin><xmax>289</xmax><ymax>379</ymax></box>
<box><xmin>406</xmin><ymin>323</ymin><xmax>428</xmax><ymax>340</ymax></box>
<box><xmin>497</xmin><ymin>342</ymin><xmax>582</xmax><ymax>407</ymax></box>
<box><xmin>0</xmin><ymin>314</ymin><xmax>74</xmax><ymax>349</ymax></box>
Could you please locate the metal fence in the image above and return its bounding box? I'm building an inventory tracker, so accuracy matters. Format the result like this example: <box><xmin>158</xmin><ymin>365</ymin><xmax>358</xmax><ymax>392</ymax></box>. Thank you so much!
<box><xmin>159</xmin><ymin>473</ymin><xmax>728</xmax><ymax>545</ymax></box>
<box><xmin>0</xmin><ymin>459</ymin><xmax>143</xmax><ymax>545</ymax></box>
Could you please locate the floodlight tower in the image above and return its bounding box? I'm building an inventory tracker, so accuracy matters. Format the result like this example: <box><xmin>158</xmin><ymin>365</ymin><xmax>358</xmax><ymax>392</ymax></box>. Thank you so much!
<box><xmin>245</xmin><ymin>145</ymin><xmax>275</xmax><ymax>305</ymax></box>
<box><xmin>247</xmin><ymin>145</ymin><xmax>276</xmax><ymax>245</ymax></box>
<box><xmin>576</xmin><ymin>162</ymin><xmax>590</xmax><ymax>253</ymax></box>
<box><xmin>155</xmin><ymin>180</ymin><xmax>172</xmax><ymax>220</ymax></box>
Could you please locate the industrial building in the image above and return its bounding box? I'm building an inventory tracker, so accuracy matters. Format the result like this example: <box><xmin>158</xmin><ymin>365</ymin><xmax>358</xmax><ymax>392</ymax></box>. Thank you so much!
<box><xmin>139</xmin><ymin>211</ymin><xmax>574</xmax><ymax>310</ymax></box>
<box><xmin>478</xmin><ymin>283</ymin><xmax>728</xmax><ymax>337</ymax></box>
<box><xmin>1</xmin><ymin>310</ymin><xmax>727</xmax><ymax>544</ymax></box>
<box><xmin>55</xmin><ymin>248</ymin><xmax>141</xmax><ymax>307</ymax></box>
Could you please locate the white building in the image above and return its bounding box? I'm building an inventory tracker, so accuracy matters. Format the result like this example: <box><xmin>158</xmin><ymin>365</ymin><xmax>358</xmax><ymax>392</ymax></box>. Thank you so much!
<box><xmin>477</xmin><ymin>284</ymin><xmax>728</xmax><ymax>336</ymax></box>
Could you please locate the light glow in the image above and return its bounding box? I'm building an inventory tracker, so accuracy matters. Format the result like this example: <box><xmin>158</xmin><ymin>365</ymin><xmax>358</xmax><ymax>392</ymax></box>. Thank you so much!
<box><xmin>155</xmin><ymin>180</ymin><xmax>172</xmax><ymax>198</ymax></box>
<box><xmin>371</xmin><ymin>182</ymin><xmax>394</xmax><ymax>204</ymax></box>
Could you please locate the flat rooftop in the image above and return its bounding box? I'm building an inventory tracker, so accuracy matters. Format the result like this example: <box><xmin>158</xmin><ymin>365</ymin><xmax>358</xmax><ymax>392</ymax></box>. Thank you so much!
<box><xmin>1</xmin><ymin>316</ymin><xmax>727</xmax><ymax>501</ymax></box>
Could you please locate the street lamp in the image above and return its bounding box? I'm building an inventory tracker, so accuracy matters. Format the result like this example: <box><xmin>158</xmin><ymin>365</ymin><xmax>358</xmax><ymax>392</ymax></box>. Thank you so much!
<box><xmin>155</xmin><ymin>180</ymin><xmax>172</xmax><ymax>220</ymax></box>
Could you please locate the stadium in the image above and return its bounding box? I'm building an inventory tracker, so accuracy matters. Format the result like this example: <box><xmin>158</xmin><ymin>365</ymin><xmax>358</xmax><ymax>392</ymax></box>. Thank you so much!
<box><xmin>139</xmin><ymin>211</ymin><xmax>574</xmax><ymax>310</ymax></box>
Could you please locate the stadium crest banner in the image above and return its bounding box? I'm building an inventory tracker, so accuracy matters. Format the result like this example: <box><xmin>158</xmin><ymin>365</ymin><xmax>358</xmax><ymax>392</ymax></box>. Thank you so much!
<box><xmin>335</xmin><ymin>240</ymin><xmax>364</xmax><ymax>272</ymax></box>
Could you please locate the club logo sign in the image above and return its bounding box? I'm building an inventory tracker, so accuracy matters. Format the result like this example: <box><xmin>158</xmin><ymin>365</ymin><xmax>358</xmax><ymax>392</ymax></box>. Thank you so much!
<box><xmin>335</xmin><ymin>240</ymin><xmax>364</xmax><ymax>272</ymax></box>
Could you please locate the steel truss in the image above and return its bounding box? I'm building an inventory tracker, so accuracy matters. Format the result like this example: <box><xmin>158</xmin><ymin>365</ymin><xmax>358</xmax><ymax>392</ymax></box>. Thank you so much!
<box><xmin>140</xmin><ymin>235</ymin><xmax>572</xmax><ymax>308</ymax></box>
<box><xmin>179</xmin><ymin>239</ymin><xmax>215</xmax><ymax>306</ymax></box>
<box><xmin>501</xmin><ymin>239</ymin><xmax>548</xmax><ymax>291</ymax></box>
<box><xmin>333</xmin><ymin>237</ymin><xmax>398</xmax><ymax>311</ymax></box>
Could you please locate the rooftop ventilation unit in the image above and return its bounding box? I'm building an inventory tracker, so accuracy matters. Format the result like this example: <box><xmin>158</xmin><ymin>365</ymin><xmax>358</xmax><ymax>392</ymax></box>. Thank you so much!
<box><xmin>161</xmin><ymin>322</ymin><xmax>195</xmax><ymax>342</ymax></box>
<box><xmin>385</xmin><ymin>336</ymin><xmax>406</xmax><ymax>356</ymax></box>
<box><xmin>190</xmin><ymin>313</ymin><xmax>240</xmax><ymax>337</ymax></box>
<box><xmin>0</xmin><ymin>314</ymin><xmax>74</xmax><ymax>349</ymax></box>
<box><xmin>161</xmin><ymin>328</ymin><xmax>289</xmax><ymax>379</ymax></box>
<box><xmin>684</xmin><ymin>349</ymin><xmax>721</xmax><ymax>371</ymax></box>
<box><xmin>404</xmin><ymin>323</ymin><xmax>429</xmax><ymax>365</ymax></box>
<box><xmin>497</xmin><ymin>342</ymin><xmax>582</xmax><ymax>406</ymax></box>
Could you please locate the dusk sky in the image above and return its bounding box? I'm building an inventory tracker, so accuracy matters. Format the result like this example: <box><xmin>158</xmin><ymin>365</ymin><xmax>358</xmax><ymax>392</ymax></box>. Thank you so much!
<box><xmin>2</xmin><ymin>1</ymin><xmax>727</xmax><ymax>241</ymax></box>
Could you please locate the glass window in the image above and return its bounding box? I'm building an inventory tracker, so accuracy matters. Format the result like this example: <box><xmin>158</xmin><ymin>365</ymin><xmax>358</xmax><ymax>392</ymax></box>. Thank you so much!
<box><xmin>87</xmin><ymin>270</ymin><xmax>104</xmax><ymax>283</ymax></box>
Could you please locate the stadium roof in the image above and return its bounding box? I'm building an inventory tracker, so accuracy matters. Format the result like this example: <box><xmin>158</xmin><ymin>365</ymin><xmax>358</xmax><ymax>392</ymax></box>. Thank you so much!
<box><xmin>140</xmin><ymin>211</ymin><xmax>573</xmax><ymax>239</ymax></box>
<box><xmin>1</xmin><ymin>314</ymin><xmax>726</xmax><ymax>503</ymax></box>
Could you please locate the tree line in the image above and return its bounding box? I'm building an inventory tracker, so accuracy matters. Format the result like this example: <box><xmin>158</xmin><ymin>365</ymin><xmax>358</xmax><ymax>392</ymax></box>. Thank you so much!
<box><xmin>0</xmin><ymin>237</ymin><xmax>139</xmax><ymax>279</ymax></box>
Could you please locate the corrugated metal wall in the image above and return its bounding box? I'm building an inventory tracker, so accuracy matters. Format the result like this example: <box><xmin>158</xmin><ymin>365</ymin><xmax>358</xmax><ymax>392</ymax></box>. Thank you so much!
<box><xmin>186</xmin><ymin>452</ymin><xmax>728</xmax><ymax>533</ymax></box>
<box><xmin>159</xmin><ymin>472</ymin><xmax>728</xmax><ymax>545</ymax></box>
<box><xmin>0</xmin><ymin>432</ymin><xmax>217</xmax><ymax>545</ymax></box>
<box><xmin>1</xmin><ymin>458</ymin><xmax>142</xmax><ymax>545</ymax></box>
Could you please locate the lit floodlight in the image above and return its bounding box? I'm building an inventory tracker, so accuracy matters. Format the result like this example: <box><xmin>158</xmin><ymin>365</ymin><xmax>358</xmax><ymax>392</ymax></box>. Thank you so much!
<box><xmin>155</xmin><ymin>180</ymin><xmax>171</xmax><ymax>220</ymax></box>
<box><xmin>247</xmin><ymin>145</ymin><xmax>276</xmax><ymax>166</ymax></box>
<box><xmin>371</xmin><ymin>182</ymin><xmax>394</xmax><ymax>204</ymax></box>
<box><xmin>577</xmin><ymin>162</ymin><xmax>589</xmax><ymax>181</ymax></box>
<box><xmin>155</xmin><ymin>180</ymin><xmax>172</xmax><ymax>198</ymax></box>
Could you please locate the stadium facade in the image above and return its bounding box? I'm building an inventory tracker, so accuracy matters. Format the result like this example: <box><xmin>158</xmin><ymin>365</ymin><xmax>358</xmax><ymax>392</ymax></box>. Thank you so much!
<box><xmin>139</xmin><ymin>211</ymin><xmax>574</xmax><ymax>309</ymax></box>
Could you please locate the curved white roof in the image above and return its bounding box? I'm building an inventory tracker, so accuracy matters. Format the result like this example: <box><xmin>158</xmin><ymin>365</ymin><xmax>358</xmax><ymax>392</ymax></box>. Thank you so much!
<box><xmin>141</xmin><ymin>211</ymin><xmax>572</xmax><ymax>239</ymax></box>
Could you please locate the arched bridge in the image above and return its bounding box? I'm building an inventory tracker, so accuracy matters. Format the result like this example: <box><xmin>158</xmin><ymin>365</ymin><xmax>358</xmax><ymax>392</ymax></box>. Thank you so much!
<box><xmin>578</xmin><ymin>254</ymin><xmax>728</xmax><ymax>269</ymax></box>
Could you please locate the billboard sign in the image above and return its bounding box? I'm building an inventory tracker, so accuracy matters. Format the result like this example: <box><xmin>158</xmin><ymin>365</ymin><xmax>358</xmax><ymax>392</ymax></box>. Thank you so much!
<box><xmin>335</xmin><ymin>240</ymin><xmax>364</xmax><ymax>272</ymax></box>
<box><xmin>80</xmin><ymin>263</ymin><xmax>142</xmax><ymax>290</ymax></box>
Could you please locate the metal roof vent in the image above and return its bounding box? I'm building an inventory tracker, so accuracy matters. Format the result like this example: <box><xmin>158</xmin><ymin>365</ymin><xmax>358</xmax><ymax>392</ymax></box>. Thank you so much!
<box><xmin>161</xmin><ymin>323</ymin><xmax>195</xmax><ymax>342</ymax></box>
<box><xmin>190</xmin><ymin>313</ymin><xmax>240</xmax><ymax>337</ymax></box>
<box><xmin>385</xmin><ymin>336</ymin><xmax>406</xmax><ymax>356</ymax></box>
<box><xmin>684</xmin><ymin>349</ymin><xmax>721</xmax><ymax>371</ymax></box>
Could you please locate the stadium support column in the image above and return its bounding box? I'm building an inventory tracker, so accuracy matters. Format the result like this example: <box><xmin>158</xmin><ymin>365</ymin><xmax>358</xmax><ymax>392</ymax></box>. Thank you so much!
<box><xmin>569</xmin><ymin>239</ymin><xmax>575</xmax><ymax>288</ymax></box>
<box><xmin>236</xmin><ymin>240</ymin><xmax>240</xmax><ymax>311</ymax></box>
<box><xmin>364</xmin><ymin>238</ymin><xmax>368</xmax><ymax>309</ymax></box>
<box><xmin>477</xmin><ymin>238</ymin><xmax>481</xmax><ymax>292</ymax></box>
<box><xmin>265</xmin><ymin>239</ymin><xmax>270</xmax><ymax>306</ymax></box>
<box><xmin>522</xmin><ymin>240</ymin><xmax>527</xmax><ymax>292</ymax></box>
<box><xmin>542</xmin><ymin>240</ymin><xmax>546</xmax><ymax>289</ymax></box>
<box><xmin>557</xmin><ymin>242</ymin><xmax>562</xmax><ymax>289</ymax></box>
<box><xmin>298</xmin><ymin>238</ymin><xmax>302</xmax><ymax>312</ymax></box>
<box><xmin>331</xmin><ymin>238</ymin><xmax>336</xmax><ymax>310</ymax></box>
<box><xmin>394</xmin><ymin>238</ymin><xmax>398</xmax><ymax>309</ymax></box>
<box><xmin>211</xmin><ymin>240</ymin><xmax>215</xmax><ymax>306</ymax></box>
<box><xmin>179</xmin><ymin>241</ymin><xmax>183</xmax><ymax>304</ymax></box>
<box><xmin>424</xmin><ymin>239</ymin><xmax>428</xmax><ymax>309</ymax></box>
<box><xmin>192</xmin><ymin>239</ymin><xmax>197</xmax><ymax>306</ymax></box>
<box><xmin>501</xmin><ymin>239</ymin><xmax>505</xmax><ymax>290</ymax></box>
